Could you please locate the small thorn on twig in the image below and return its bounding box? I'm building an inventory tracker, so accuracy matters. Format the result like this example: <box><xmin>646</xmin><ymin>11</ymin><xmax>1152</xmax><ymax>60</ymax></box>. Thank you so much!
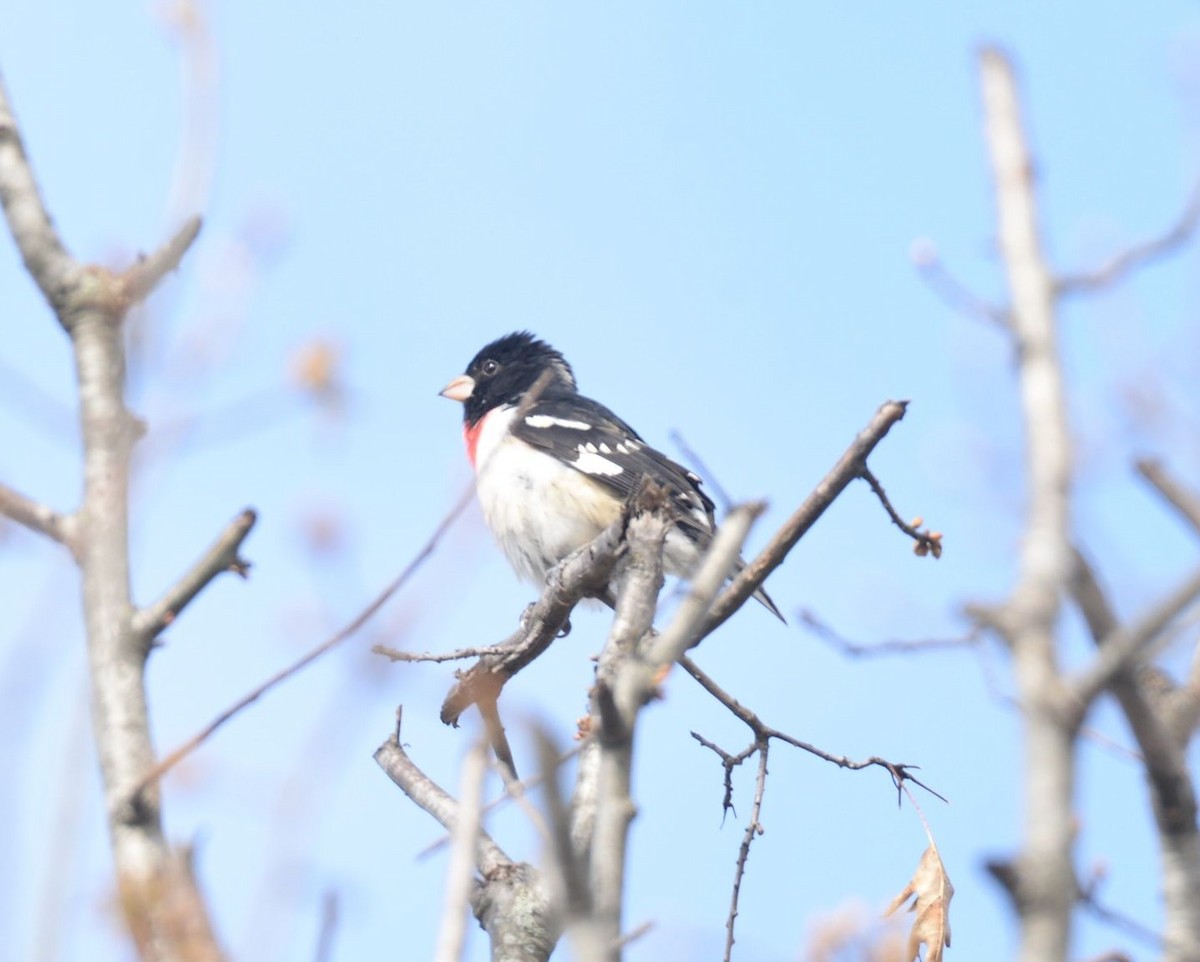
<box><xmin>228</xmin><ymin>557</ymin><xmax>252</xmax><ymax>578</ymax></box>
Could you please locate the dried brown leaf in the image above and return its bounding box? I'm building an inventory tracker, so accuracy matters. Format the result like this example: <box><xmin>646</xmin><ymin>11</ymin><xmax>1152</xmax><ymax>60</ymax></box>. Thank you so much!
<box><xmin>885</xmin><ymin>845</ymin><xmax>953</xmax><ymax>962</ymax></box>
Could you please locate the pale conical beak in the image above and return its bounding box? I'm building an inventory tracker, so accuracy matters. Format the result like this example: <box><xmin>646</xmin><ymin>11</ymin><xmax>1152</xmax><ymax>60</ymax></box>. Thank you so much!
<box><xmin>439</xmin><ymin>374</ymin><xmax>475</xmax><ymax>402</ymax></box>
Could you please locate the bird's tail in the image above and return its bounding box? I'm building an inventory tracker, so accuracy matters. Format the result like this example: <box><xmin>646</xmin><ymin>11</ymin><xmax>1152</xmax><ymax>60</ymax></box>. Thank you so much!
<box><xmin>752</xmin><ymin>583</ymin><xmax>786</xmax><ymax>623</ymax></box>
<box><xmin>732</xmin><ymin>555</ymin><xmax>785</xmax><ymax>623</ymax></box>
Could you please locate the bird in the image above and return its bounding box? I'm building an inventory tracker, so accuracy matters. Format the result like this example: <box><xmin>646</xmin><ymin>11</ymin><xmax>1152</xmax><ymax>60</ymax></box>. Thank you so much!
<box><xmin>440</xmin><ymin>331</ymin><xmax>783</xmax><ymax>621</ymax></box>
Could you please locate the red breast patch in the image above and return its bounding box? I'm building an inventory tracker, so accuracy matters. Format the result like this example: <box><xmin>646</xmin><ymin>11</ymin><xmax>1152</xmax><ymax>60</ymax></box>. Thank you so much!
<box><xmin>463</xmin><ymin>418</ymin><xmax>485</xmax><ymax>469</ymax></box>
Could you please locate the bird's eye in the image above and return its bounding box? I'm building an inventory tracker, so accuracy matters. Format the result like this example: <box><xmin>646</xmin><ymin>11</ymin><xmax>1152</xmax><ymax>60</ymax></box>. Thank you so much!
<box><xmin>481</xmin><ymin>359</ymin><xmax>500</xmax><ymax>377</ymax></box>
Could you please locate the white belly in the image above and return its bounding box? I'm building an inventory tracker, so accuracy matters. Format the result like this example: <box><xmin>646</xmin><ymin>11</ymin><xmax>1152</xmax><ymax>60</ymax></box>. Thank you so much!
<box><xmin>474</xmin><ymin>407</ymin><xmax>622</xmax><ymax>584</ymax></box>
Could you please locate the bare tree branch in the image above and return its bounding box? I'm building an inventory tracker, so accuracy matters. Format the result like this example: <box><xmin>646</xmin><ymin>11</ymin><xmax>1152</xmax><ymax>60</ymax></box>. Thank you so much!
<box><xmin>681</xmin><ymin>655</ymin><xmax>945</xmax><ymax>802</ymax></box>
<box><xmin>588</xmin><ymin>495</ymin><xmax>668</xmax><ymax>962</ymax></box>
<box><xmin>582</xmin><ymin>491</ymin><xmax>761</xmax><ymax>962</ymax></box>
<box><xmin>439</xmin><ymin>517</ymin><xmax>626</xmax><ymax>727</ymax></box>
<box><xmin>434</xmin><ymin>741</ymin><xmax>489</xmax><ymax>962</ymax></box>
<box><xmin>860</xmin><ymin>466</ymin><xmax>943</xmax><ymax>558</ymax></box>
<box><xmin>131</xmin><ymin>507</ymin><xmax>256</xmax><ymax>646</ymax></box>
<box><xmin>0</xmin><ymin>72</ymin><xmax>226</xmax><ymax>961</ymax></box>
<box><xmin>120</xmin><ymin>216</ymin><xmax>203</xmax><ymax>307</ymax></box>
<box><xmin>641</xmin><ymin>503</ymin><xmax>762</xmax><ymax>670</ymax></box>
<box><xmin>700</xmin><ymin>399</ymin><xmax>910</xmax><ymax>637</ymax></box>
<box><xmin>132</xmin><ymin>482</ymin><xmax>477</xmax><ymax>801</ymax></box>
<box><xmin>0</xmin><ymin>76</ymin><xmax>76</xmax><ymax>315</ymax></box>
<box><xmin>1072</xmin><ymin>564</ymin><xmax>1200</xmax><ymax>709</ymax></box>
<box><xmin>313</xmin><ymin>891</ymin><xmax>339</xmax><ymax>962</ymax></box>
<box><xmin>532</xmin><ymin>728</ymin><xmax>604</xmax><ymax>961</ymax></box>
<box><xmin>686</xmin><ymin>645</ymin><xmax>945</xmax><ymax>962</ymax></box>
<box><xmin>375</xmin><ymin>715</ymin><xmax>559</xmax><ymax>962</ymax></box>
<box><xmin>1057</xmin><ymin>180</ymin><xmax>1200</xmax><ymax>295</ymax></box>
<box><xmin>375</xmin><ymin>716</ymin><xmax>510</xmax><ymax>876</ymax></box>
<box><xmin>911</xmin><ymin>237</ymin><xmax>1011</xmax><ymax>327</ymax></box>
<box><xmin>373</xmin><ymin>643</ymin><xmax>515</xmax><ymax>663</ymax></box>
<box><xmin>722</xmin><ymin>741</ymin><xmax>769</xmax><ymax>962</ymax></box>
<box><xmin>0</xmin><ymin>482</ymin><xmax>78</xmax><ymax>552</ymax></box>
<box><xmin>980</xmin><ymin>46</ymin><xmax>1077</xmax><ymax>962</ymax></box>
<box><xmin>799</xmin><ymin>608</ymin><xmax>981</xmax><ymax>656</ymax></box>
<box><xmin>1070</xmin><ymin>551</ymin><xmax>1200</xmax><ymax>960</ymax></box>
<box><xmin>1137</xmin><ymin>459</ymin><xmax>1200</xmax><ymax>537</ymax></box>
<box><xmin>418</xmin><ymin>746</ymin><xmax>584</xmax><ymax>861</ymax></box>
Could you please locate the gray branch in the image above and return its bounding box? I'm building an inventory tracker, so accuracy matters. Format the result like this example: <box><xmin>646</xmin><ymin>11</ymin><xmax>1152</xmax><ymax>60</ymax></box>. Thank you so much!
<box><xmin>1071</xmin><ymin>565</ymin><xmax>1200</xmax><ymax>708</ymax></box>
<box><xmin>0</xmin><ymin>75</ymin><xmax>77</xmax><ymax>317</ymax></box>
<box><xmin>587</xmin><ymin>500</ymin><xmax>666</xmax><ymax>962</ymax></box>
<box><xmin>701</xmin><ymin>399</ymin><xmax>909</xmax><ymax>637</ymax></box>
<box><xmin>1056</xmin><ymin>180</ymin><xmax>1200</xmax><ymax>295</ymax></box>
<box><xmin>1137</xmin><ymin>459</ymin><xmax>1200</xmax><ymax>538</ymax></box>
<box><xmin>434</xmin><ymin>742</ymin><xmax>489</xmax><ymax>962</ymax></box>
<box><xmin>0</xmin><ymin>482</ymin><xmax>78</xmax><ymax>552</ymax></box>
<box><xmin>1070</xmin><ymin>552</ymin><xmax>1200</xmax><ymax>961</ymax></box>
<box><xmin>120</xmin><ymin>216</ymin><xmax>203</xmax><ymax>307</ymax></box>
<box><xmin>375</xmin><ymin>728</ymin><xmax>559</xmax><ymax>962</ymax></box>
<box><xmin>586</xmin><ymin>491</ymin><xmax>760</xmax><ymax>962</ymax></box>
<box><xmin>439</xmin><ymin>518</ymin><xmax>626</xmax><ymax>727</ymax></box>
<box><xmin>131</xmin><ymin>508</ymin><xmax>256</xmax><ymax>646</ymax></box>
<box><xmin>0</xmin><ymin>73</ymin><xmax>221</xmax><ymax>961</ymax></box>
<box><xmin>980</xmin><ymin>46</ymin><xmax>1077</xmax><ymax>962</ymax></box>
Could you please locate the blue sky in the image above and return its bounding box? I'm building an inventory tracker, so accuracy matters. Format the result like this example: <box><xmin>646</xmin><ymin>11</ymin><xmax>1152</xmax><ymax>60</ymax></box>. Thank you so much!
<box><xmin>2</xmin><ymin>3</ymin><xmax>1200</xmax><ymax>961</ymax></box>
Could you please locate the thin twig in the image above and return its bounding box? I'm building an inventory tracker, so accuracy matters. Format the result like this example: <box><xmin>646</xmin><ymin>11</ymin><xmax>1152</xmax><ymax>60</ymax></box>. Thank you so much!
<box><xmin>375</xmin><ymin>716</ymin><xmax>510</xmax><ymax>877</ymax></box>
<box><xmin>690</xmin><ymin>732</ymin><xmax>756</xmax><ymax>823</ymax></box>
<box><xmin>799</xmin><ymin>608</ymin><xmax>980</xmax><ymax>656</ymax></box>
<box><xmin>1080</xmin><ymin>878</ymin><xmax>1166</xmax><ymax>949</ymax></box>
<box><xmin>860</xmin><ymin>466</ymin><xmax>943</xmax><ymax>557</ymax></box>
<box><xmin>131</xmin><ymin>507</ymin><xmax>256</xmax><ymax>644</ymax></box>
<box><xmin>532</xmin><ymin>727</ymin><xmax>592</xmax><ymax>936</ymax></box>
<box><xmin>438</xmin><ymin>518</ymin><xmax>625</xmax><ymax>726</ymax></box>
<box><xmin>120</xmin><ymin>215</ymin><xmax>203</xmax><ymax>306</ymax></box>
<box><xmin>373</xmin><ymin>643</ymin><xmax>513</xmax><ymax>663</ymax></box>
<box><xmin>0</xmin><ymin>482</ymin><xmax>78</xmax><ymax>552</ymax></box>
<box><xmin>613</xmin><ymin>921</ymin><xmax>655</xmax><ymax>952</ymax></box>
<box><xmin>129</xmin><ymin>481</ymin><xmax>477</xmax><ymax>802</ymax></box>
<box><xmin>0</xmin><ymin>76</ymin><xmax>75</xmax><ymax>311</ymax></box>
<box><xmin>1137</xmin><ymin>458</ymin><xmax>1200</xmax><ymax>536</ymax></box>
<box><xmin>700</xmin><ymin>399</ymin><xmax>910</xmax><ymax>637</ymax></box>
<box><xmin>643</xmin><ymin>503</ymin><xmax>762</xmax><ymax>665</ymax></box>
<box><xmin>723</xmin><ymin>741</ymin><xmax>770</xmax><ymax>962</ymax></box>
<box><xmin>681</xmin><ymin>655</ymin><xmax>947</xmax><ymax>803</ymax></box>
<box><xmin>1057</xmin><ymin>179</ymin><xmax>1200</xmax><ymax>295</ymax></box>
<box><xmin>434</xmin><ymin>741</ymin><xmax>489</xmax><ymax>962</ymax></box>
<box><xmin>912</xmin><ymin>239</ymin><xmax>1010</xmax><ymax>328</ymax></box>
<box><xmin>375</xmin><ymin>716</ymin><xmax>560</xmax><ymax>960</ymax></box>
<box><xmin>313</xmin><ymin>890</ymin><xmax>339</xmax><ymax>962</ymax></box>
<box><xmin>1072</xmin><ymin>564</ymin><xmax>1200</xmax><ymax>707</ymax></box>
<box><xmin>417</xmin><ymin>745</ymin><xmax>583</xmax><ymax>860</ymax></box>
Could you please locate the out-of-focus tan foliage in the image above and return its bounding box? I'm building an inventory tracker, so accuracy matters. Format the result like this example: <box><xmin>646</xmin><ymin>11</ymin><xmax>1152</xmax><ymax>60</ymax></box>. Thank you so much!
<box><xmin>806</xmin><ymin>901</ymin><xmax>908</xmax><ymax>962</ymax></box>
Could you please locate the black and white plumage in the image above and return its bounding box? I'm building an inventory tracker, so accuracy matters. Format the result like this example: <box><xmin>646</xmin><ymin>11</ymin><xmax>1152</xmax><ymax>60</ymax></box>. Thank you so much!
<box><xmin>440</xmin><ymin>331</ymin><xmax>783</xmax><ymax>620</ymax></box>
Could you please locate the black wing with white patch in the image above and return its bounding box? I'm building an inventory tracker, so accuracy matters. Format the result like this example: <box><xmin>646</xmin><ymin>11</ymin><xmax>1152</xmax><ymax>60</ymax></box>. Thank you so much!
<box><xmin>512</xmin><ymin>391</ymin><xmax>717</xmax><ymax>543</ymax></box>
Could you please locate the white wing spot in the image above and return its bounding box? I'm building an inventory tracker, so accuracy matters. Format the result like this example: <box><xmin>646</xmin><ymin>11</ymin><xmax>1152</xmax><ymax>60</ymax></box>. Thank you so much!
<box><xmin>525</xmin><ymin>414</ymin><xmax>592</xmax><ymax>430</ymax></box>
<box><xmin>584</xmin><ymin>442</ymin><xmax>598</xmax><ymax>453</ymax></box>
<box><xmin>574</xmin><ymin>447</ymin><xmax>624</xmax><ymax>476</ymax></box>
<box><xmin>598</xmin><ymin>442</ymin><xmax>612</xmax><ymax>453</ymax></box>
